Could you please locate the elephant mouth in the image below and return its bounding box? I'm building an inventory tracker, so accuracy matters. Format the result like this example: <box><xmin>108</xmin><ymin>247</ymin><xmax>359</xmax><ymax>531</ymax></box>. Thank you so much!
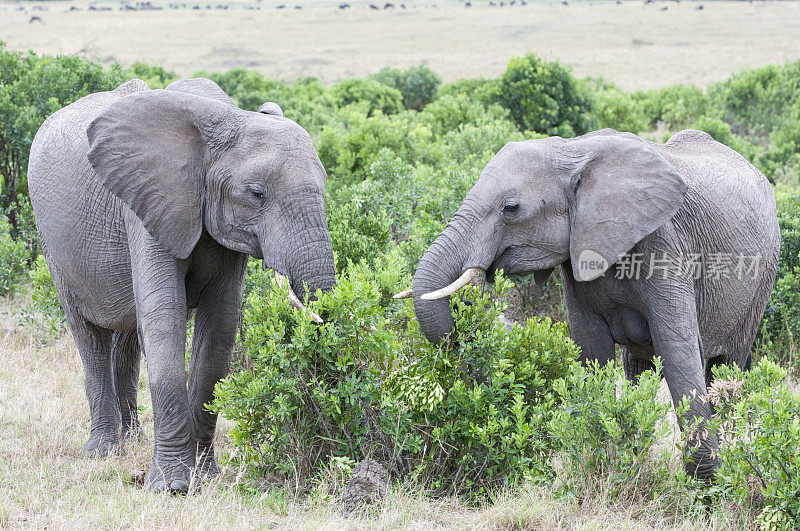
<box><xmin>486</xmin><ymin>247</ymin><xmax>518</xmax><ymax>283</ymax></box>
<box><xmin>487</xmin><ymin>262</ymin><xmax>556</xmax><ymax>287</ymax></box>
<box><xmin>486</xmin><ymin>246</ymin><xmax>561</xmax><ymax>285</ymax></box>
<box><xmin>486</xmin><ymin>263</ymin><xmax>497</xmax><ymax>284</ymax></box>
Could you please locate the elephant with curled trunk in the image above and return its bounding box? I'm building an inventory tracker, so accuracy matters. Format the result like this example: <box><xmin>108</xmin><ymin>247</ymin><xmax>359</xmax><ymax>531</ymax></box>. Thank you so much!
<box><xmin>28</xmin><ymin>77</ymin><xmax>335</xmax><ymax>491</ymax></box>
<box><xmin>410</xmin><ymin>129</ymin><xmax>779</xmax><ymax>480</ymax></box>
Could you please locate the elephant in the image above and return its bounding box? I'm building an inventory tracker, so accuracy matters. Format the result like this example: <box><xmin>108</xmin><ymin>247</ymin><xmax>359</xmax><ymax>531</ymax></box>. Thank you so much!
<box><xmin>27</xmin><ymin>77</ymin><xmax>335</xmax><ymax>491</ymax></box>
<box><xmin>407</xmin><ymin>129</ymin><xmax>780</xmax><ymax>480</ymax></box>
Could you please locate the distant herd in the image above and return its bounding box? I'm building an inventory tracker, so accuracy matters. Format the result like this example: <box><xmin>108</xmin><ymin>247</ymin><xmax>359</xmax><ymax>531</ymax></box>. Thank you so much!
<box><xmin>8</xmin><ymin>0</ymin><xmax>710</xmax><ymax>17</ymax></box>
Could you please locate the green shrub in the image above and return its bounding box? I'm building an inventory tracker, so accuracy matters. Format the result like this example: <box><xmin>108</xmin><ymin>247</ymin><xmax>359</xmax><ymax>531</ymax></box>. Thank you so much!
<box><xmin>487</xmin><ymin>53</ymin><xmax>595</xmax><ymax>136</ymax></box>
<box><xmin>330</xmin><ymin>78</ymin><xmax>404</xmax><ymax>117</ymax></box>
<box><xmin>10</xmin><ymin>194</ymin><xmax>40</xmax><ymax>262</ymax></box>
<box><xmin>333</xmin><ymin>153</ymin><xmax>422</xmax><ymax>236</ymax></box>
<box><xmin>0</xmin><ymin>215</ymin><xmax>27</xmax><ymax>296</ymax></box>
<box><xmin>390</xmin><ymin>277</ymin><xmax>579</xmax><ymax>495</ymax></box>
<box><xmin>129</xmin><ymin>61</ymin><xmax>178</xmax><ymax>89</ymax></box>
<box><xmin>634</xmin><ymin>84</ymin><xmax>710</xmax><ymax>130</ymax></box>
<box><xmin>199</xmin><ymin>67</ymin><xmax>283</xmax><ymax>102</ymax></box>
<box><xmin>438</xmin><ymin>121</ymin><xmax>530</xmax><ymax>170</ymax></box>
<box><xmin>211</xmin><ymin>259</ymin><xmax>413</xmax><ymax>482</ymax></box>
<box><xmin>580</xmin><ymin>78</ymin><xmax>648</xmax><ymax>134</ymax></box>
<box><xmin>0</xmin><ymin>41</ymin><xmax>126</xmax><ymax>231</ymax></box>
<box><xmin>327</xmin><ymin>189</ymin><xmax>393</xmax><ymax>273</ymax></box>
<box><xmin>329</xmin><ymin>152</ymin><xmax>452</xmax><ymax>269</ymax></box>
<box><xmin>212</xmin><ymin>269</ymin><xmax>580</xmax><ymax>497</ymax></box>
<box><xmin>548</xmin><ymin>358</ymin><xmax>672</xmax><ymax>500</ymax></box>
<box><xmin>22</xmin><ymin>255</ymin><xmax>66</xmax><ymax>336</ymax></box>
<box><xmin>418</xmin><ymin>94</ymin><xmax>513</xmax><ymax>137</ymax></box>
<box><xmin>708</xmin><ymin>60</ymin><xmax>800</xmax><ymax>141</ymax></box>
<box><xmin>371</xmin><ymin>63</ymin><xmax>442</xmax><ymax>111</ymax></box>
<box><xmin>437</xmin><ymin>77</ymin><xmax>493</xmax><ymax>101</ymax></box>
<box><xmin>708</xmin><ymin>359</ymin><xmax>800</xmax><ymax>529</ymax></box>
<box><xmin>315</xmin><ymin>111</ymin><xmax>434</xmax><ymax>187</ymax></box>
<box><xmin>758</xmin><ymin>194</ymin><xmax>800</xmax><ymax>366</ymax></box>
<box><xmin>758</xmin><ymin>111</ymin><xmax>800</xmax><ymax>185</ymax></box>
<box><xmin>275</xmin><ymin>78</ymin><xmax>337</xmax><ymax>134</ymax></box>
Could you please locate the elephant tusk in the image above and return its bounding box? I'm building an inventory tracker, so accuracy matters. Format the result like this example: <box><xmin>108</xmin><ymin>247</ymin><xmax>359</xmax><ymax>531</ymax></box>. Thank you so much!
<box><xmin>393</xmin><ymin>289</ymin><xmax>413</xmax><ymax>299</ymax></box>
<box><xmin>274</xmin><ymin>272</ymin><xmax>324</xmax><ymax>324</ymax></box>
<box><xmin>420</xmin><ymin>268</ymin><xmax>480</xmax><ymax>301</ymax></box>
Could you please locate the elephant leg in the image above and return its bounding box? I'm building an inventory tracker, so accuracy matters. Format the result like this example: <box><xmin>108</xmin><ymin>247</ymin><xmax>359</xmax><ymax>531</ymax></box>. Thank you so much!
<box><xmin>648</xmin><ymin>284</ymin><xmax>719</xmax><ymax>480</ymax></box>
<box><xmin>188</xmin><ymin>254</ymin><xmax>247</xmax><ymax>478</ymax></box>
<box><xmin>65</xmin><ymin>310</ymin><xmax>120</xmax><ymax>457</ymax></box>
<box><xmin>622</xmin><ymin>343</ymin><xmax>656</xmax><ymax>382</ymax></box>
<box><xmin>561</xmin><ymin>268</ymin><xmax>615</xmax><ymax>364</ymax></box>
<box><xmin>565</xmin><ymin>307</ymin><xmax>615</xmax><ymax>364</ymax></box>
<box><xmin>112</xmin><ymin>329</ymin><xmax>144</xmax><ymax>444</ymax></box>
<box><xmin>128</xmin><ymin>221</ymin><xmax>193</xmax><ymax>493</ymax></box>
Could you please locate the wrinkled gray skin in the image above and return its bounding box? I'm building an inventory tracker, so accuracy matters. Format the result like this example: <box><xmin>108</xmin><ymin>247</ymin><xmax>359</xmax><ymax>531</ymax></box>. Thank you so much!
<box><xmin>28</xmin><ymin>78</ymin><xmax>335</xmax><ymax>492</ymax></box>
<box><xmin>413</xmin><ymin>129</ymin><xmax>780</xmax><ymax>480</ymax></box>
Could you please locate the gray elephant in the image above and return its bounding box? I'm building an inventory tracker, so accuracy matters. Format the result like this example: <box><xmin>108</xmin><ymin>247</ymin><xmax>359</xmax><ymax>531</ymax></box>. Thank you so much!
<box><xmin>407</xmin><ymin>129</ymin><xmax>779</xmax><ymax>479</ymax></box>
<box><xmin>28</xmin><ymin>77</ymin><xmax>335</xmax><ymax>491</ymax></box>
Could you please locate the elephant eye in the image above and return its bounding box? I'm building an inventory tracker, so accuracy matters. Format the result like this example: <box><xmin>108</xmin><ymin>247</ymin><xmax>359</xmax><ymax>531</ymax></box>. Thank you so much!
<box><xmin>503</xmin><ymin>204</ymin><xmax>519</xmax><ymax>214</ymax></box>
<box><xmin>249</xmin><ymin>188</ymin><xmax>264</xmax><ymax>200</ymax></box>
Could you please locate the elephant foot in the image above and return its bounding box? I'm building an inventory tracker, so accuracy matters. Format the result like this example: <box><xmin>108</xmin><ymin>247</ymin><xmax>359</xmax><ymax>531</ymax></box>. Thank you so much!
<box><xmin>82</xmin><ymin>431</ymin><xmax>122</xmax><ymax>457</ymax></box>
<box><xmin>121</xmin><ymin>421</ymin><xmax>147</xmax><ymax>446</ymax></box>
<box><xmin>684</xmin><ymin>450</ymin><xmax>720</xmax><ymax>482</ymax></box>
<box><xmin>196</xmin><ymin>447</ymin><xmax>221</xmax><ymax>480</ymax></box>
<box><xmin>145</xmin><ymin>459</ymin><xmax>193</xmax><ymax>494</ymax></box>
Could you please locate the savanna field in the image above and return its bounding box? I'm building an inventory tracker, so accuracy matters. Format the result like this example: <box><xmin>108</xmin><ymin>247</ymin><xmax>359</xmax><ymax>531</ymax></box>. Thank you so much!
<box><xmin>2</xmin><ymin>1</ymin><xmax>800</xmax><ymax>528</ymax></box>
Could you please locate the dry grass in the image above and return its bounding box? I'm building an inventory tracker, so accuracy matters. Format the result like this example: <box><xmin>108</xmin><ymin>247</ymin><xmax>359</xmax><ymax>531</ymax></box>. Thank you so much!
<box><xmin>2</xmin><ymin>1</ymin><xmax>800</xmax><ymax>90</ymax></box>
<box><xmin>0</xmin><ymin>291</ymin><xmax>755</xmax><ymax>529</ymax></box>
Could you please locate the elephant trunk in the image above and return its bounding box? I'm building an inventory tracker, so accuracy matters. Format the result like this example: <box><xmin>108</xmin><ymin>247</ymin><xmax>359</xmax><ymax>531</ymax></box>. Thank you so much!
<box><xmin>413</xmin><ymin>225</ymin><xmax>470</xmax><ymax>343</ymax></box>
<box><xmin>286</xmin><ymin>227</ymin><xmax>336</xmax><ymax>302</ymax></box>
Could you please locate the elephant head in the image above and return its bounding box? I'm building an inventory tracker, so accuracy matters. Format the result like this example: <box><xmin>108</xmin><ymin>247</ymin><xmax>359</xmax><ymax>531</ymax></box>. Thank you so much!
<box><xmin>86</xmin><ymin>82</ymin><xmax>335</xmax><ymax>301</ymax></box>
<box><xmin>411</xmin><ymin>131</ymin><xmax>688</xmax><ymax>343</ymax></box>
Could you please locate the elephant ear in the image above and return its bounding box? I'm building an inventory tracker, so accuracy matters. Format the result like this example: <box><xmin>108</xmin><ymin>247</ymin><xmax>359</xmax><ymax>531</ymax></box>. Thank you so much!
<box><xmin>258</xmin><ymin>102</ymin><xmax>283</xmax><ymax>117</ymax></box>
<box><xmin>165</xmin><ymin>77</ymin><xmax>237</xmax><ymax>107</ymax></box>
<box><xmin>87</xmin><ymin>89</ymin><xmax>237</xmax><ymax>259</ymax></box>
<box><xmin>566</xmin><ymin>135</ymin><xmax>688</xmax><ymax>282</ymax></box>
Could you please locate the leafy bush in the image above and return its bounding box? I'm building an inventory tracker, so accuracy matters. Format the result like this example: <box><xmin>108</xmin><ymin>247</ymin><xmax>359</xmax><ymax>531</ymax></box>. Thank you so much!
<box><xmin>548</xmin><ymin>359</ymin><xmax>672</xmax><ymax>500</ymax></box>
<box><xmin>330</xmin><ymin>78</ymin><xmax>404</xmax><ymax>117</ymax></box>
<box><xmin>758</xmin><ymin>110</ymin><xmax>800</xmax><ymax>185</ymax></box>
<box><xmin>315</xmin><ymin>110</ymin><xmax>434</xmax><ymax>187</ymax></box>
<box><xmin>708</xmin><ymin>60</ymin><xmax>800</xmax><ymax>141</ymax></box>
<box><xmin>212</xmin><ymin>268</ymin><xmax>579</xmax><ymax>497</ymax></box>
<box><xmin>129</xmin><ymin>61</ymin><xmax>177</xmax><ymax>89</ymax></box>
<box><xmin>22</xmin><ymin>255</ymin><xmax>66</xmax><ymax>336</ymax></box>
<box><xmin>417</xmin><ymin>94</ymin><xmax>512</xmax><ymax>137</ymax></box>
<box><xmin>758</xmin><ymin>194</ymin><xmax>800</xmax><ymax>366</ymax></box>
<box><xmin>580</xmin><ymin>78</ymin><xmax>647</xmax><ymax>134</ymax></box>
<box><xmin>371</xmin><ymin>63</ymin><xmax>442</xmax><ymax>111</ymax></box>
<box><xmin>272</xmin><ymin>78</ymin><xmax>337</xmax><ymax>134</ymax></box>
<box><xmin>212</xmin><ymin>259</ymin><xmax>414</xmax><ymax>483</ymax></box>
<box><xmin>438</xmin><ymin>120</ymin><xmax>529</xmax><ymax>170</ymax></box>
<box><xmin>708</xmin><ymin>359</ymin><xmax>800</xmax><ymax>529</ymax></box>
<box><xmin>199</xmin><ymin>67</ymin><xmax>284</xmax><ymax>105</ymax></box>
<box><xmin>0</xmin><ymin>41</ymin><xmax>126</xmax><ymax>231</ymax></box>
<box><xmin>437</xmin><ymin>77</ymin><xmax>493</xmax><ymax>101</ymax></box>
<box><xmin>0</xmin><ymin>215</ymin><xmax>27</xmax><ymax>296</ymax></box>
<box><xmin>487</xmin><ymin>53</ymin><xmax>595</xmax><ymax>136</ymax></box>
<box><xmin>634</xmin><ymin>84</ymin><xmax>710</xmax><ymax>130</ymax></box>
<box><xmin>393</xmin><ymin>278</ymin><xmax>579</xmax><ymax>496</ymax></box>
<box><xmin>10</xmin><ymin>194</ymin><xmax>40</xmax><ymax>262</ymax></box>
<box><xmin>327</xmin><ymin>189</ymin><xmax>393</xmax><ymax>273</ymax></box>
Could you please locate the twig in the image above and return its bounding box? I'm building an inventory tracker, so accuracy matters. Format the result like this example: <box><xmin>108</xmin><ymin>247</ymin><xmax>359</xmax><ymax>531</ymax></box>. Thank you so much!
<box><xmin>742</xmin><ymin>452</ymin><xmax>767</xmax><ymax>491</ymax></box>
